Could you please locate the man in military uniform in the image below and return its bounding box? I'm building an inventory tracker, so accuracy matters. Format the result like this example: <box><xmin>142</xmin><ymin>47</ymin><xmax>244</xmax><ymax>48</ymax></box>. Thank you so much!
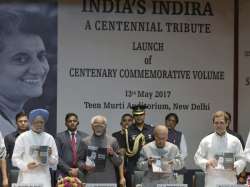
<box><xmin>112</xmin><ymin>113</ymin><xmax>133</xmax><ymax>187</ymax></box>
<box><xmin>123</xmin><ymin>104</ymin><xmax>154</xmax><ymax>187</ymax></box>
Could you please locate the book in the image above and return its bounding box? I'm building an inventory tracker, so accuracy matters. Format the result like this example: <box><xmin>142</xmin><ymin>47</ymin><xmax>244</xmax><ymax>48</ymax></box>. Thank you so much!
<box><xmin>223</xmin><ymin>153</ymin><xmax>234</xmax><ymax>170</ymax></box>
<box><xmin>214</xmin><ymin>153</ymin><xmax>234</xmax><ymax>170</ymax></box>
<box><xmin>39</xmin><ymin>146</ymin><xmax>49</xmax><ymax>165</ymax></box>
<box><xmin>151</xmin><ymin>157</ymin><xmax>172</xmax><ymax>174</ymax></box>
<box><xmin>29</xmin><ymin>145</ymin><xmax>49</xmax><ymax>165</ymax></box>
<box><xmin>87</xmin><ymin>146</ymin><xmax>107</xmax><ymax>171</ymax></box>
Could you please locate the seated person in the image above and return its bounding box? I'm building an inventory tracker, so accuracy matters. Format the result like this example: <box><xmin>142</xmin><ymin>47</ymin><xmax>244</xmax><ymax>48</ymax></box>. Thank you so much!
<box><xmin>137</xmin><ymin>125</ymin><xmax>184</xmax><ymax>187</ymax></box>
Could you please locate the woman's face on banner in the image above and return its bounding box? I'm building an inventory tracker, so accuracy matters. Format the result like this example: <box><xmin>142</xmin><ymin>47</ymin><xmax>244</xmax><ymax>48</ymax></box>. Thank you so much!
<box><xmin>0</xmin><ymin>34</ymin><xmax>49</xmax><ymax>99</ymax></box>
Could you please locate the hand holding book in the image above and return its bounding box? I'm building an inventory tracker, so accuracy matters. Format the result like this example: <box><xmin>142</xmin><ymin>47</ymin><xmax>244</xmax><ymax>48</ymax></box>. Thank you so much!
<box><xmin>27</xmin><ymin>161</ymin><xmax>40</xmax><ymax>170</ymax></box>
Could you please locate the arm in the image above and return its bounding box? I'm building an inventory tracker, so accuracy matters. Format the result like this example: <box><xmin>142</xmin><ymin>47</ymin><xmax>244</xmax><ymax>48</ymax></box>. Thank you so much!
<box><xmin>137</xmin><ymin>147</ymin><xmax>149</xmax><ymax>171</ymax></box>
<box><xmin>12</xmin><ymin>136</ymin><xmax>28</xmax><ymax>171</ymax></box>
<box><xmin>234</xmin><ymin>140</ymin><xmax>246</xmax><ymax>175</ymax></box>
<box><xmin>4</xmin><ymin>136</ymin><xmax>11</xmax><ymax>159</ymax></box>
<box><xmin>56</xmin><ymin>136</ymin><xmax>71</xmax><ymax>174</ymax></box>
<box><xmin>180</xmin><ymin>134</ymin><xmax>188</xmax><ymax>160</ymax></box>
<box><xmin>118</xmin><ymin>156</ymin><xmax>126</xmax><ymax>187</ymax></box>
<box><xmin>0</xmin><ymin>133</ymin><xmax>8</xmax><ymax>187</ymax></box>
<box><xmin>1</xmin><ymin>159</ymin><xmax>8</xmax><ymax>187</ymax></box>
<box><xmin>194</xmin><ymin>140</ymin><xmax>209</xmax><ymax>171</ymax></box>
<box><xmin>77</xmin><ymin>140</ymin><xmax>88</xmax><ymax>171</ymax></box>
<box><xmin>48</xmin><ymin>136</ymin><xmax>58</xmax><ymax>167</ymax></box>
<box><xmin>170</xmin><ymin>147</ymin><xmax>184</xmax><ymax>170</ymax></box>
<box><xmin>243</xmin><ymin>131</ymin><xmax>250</xmax><ymax>162</ymax></box>
<box><xmin>109</xmin><ymin>139</ymin><xmax>122</xmax><ymax>167</ymax></box>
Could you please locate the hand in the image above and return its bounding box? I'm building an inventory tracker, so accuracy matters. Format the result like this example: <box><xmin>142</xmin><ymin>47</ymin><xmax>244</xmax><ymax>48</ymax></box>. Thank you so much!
<box><xmin>107</xmin><ymin>147</ymin><xmax>114</xmax><ymax>156</ymax></box>
<box><xmin>2</xmin><ymin>176</ymin><xmax>8</xmax><ymax>187</ymax></box>
<box><xmin>69</xmin><ymin>168</ymin><xmax>79</xmax><ymax>177</ymax></box>
<box><xmin>118</xmin><ymin>148</ymin><xmax>126</xmax><ymax>156</ymax></box>
<box><xmin>27</xmin><ymin>161</ymin><xmax>39</xmax><ymax>170</ymax></box>
<box><xmin>48</xmin><ymin>147</ymin><xmax>52</xmax><ymax>156</ymax></box>
<box><xmin>148</xmin><ymin>157</ymin><xmax>155</xmax><ymax>166</ymax></box>
<box><xmin>167</xmin><ymin>160</ymin><xmax>174</xmax><ymax>165</ymax></box>
<box><xmin>119</xmin><ymin>176</ymin><xmax>126</xmax><ymax>187</ymax></box>
<box><xmin>83</xmin><ymin>163</ymin><xmax>95</xmax><ymax>172</ymax></box>
<box><xmin>206</xmin><ymin>159</ymin><xmax>217</xmax><ymax>169</ymax></box>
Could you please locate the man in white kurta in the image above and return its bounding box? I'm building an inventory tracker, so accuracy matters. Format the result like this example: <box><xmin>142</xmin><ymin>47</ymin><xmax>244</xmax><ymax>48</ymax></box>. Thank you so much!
<box><xmin>242</xmin><ymin>131</ymin><xmax>250</xmax><ymax>164</ymax></box>
<box><xmin>194</xmin><ymin>111</ymin><xmax>246</xmax><ymax>187</ymax></box>
<box><xmin>137</xmin><ymin>125</ymin><xmax>184</xmax><ymax>187</ymax></box>
<box><xmin>12</xmin><ymin>109</ymin><xmax>58</xmax><ymax>187</ymax></box>
<box><xmin>0</xmin><ymin>131</ymin><xmax>8</xmax><ymax>187</ymax></box>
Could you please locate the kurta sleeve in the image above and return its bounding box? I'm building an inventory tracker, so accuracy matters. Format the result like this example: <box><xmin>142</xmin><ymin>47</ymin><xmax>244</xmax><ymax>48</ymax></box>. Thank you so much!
<box><xmin>48</xmin><ymin>136</ymin><xmax>58</xmax><ymax>168</ymax></box>
<box><xmin>194</xmin><ymin>139</ymin><xmax>208</xmax><ymax>171</ymax></box>
<box><xmin>12</xmin><ymin>136</ymin><xmax>28</xmax><ymax>171</ymax></box>
<box><xmin>243</xmin><ymin>131</ymin><xmax>250</xmax><ymax>162</ymax></box>
<box><xmin>0</xmin><ymin>132</ymin><xmax>6</xmax><ymax>159</ymax></box>
<box><xmin>171</xmin><ymin>147</ymin><xmax>184</xmax><ymax>170</ymax></box>
<box><xmin>234</xmin><ymin>140</ymin><xmax>246</xmax><ymax>175</ymax></box>
<box><xmin>110</xmin><ymin>139</ymin><xmax>122</xmax><ymax>167</ymax></box>
<box><xmin>180</xmin><ymin>134</ymin><xmax>188</xmax><ymax>160</ymax></box>
<box><xmin>137</xmin><ymin>147</ymin><xmax>149</xmax><ymax>171</ymax></box>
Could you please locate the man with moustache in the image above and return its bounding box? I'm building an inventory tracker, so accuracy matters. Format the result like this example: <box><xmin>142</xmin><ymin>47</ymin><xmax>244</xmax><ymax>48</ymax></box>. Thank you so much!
<box><xmin>56</xmin><ymin>113</ymin><xmax>88</xmax><ymax>178</ymax></box>
<box><xmin>4</xmin><ymin>112</ymin><xmax>29</xmax><ymax>184</ymax></box>
<box><xmin>194</xmin><ymin>111</ymin><xmax>246</xmax><ymax>187</ymax></box>
<box><xmin>78</xmin><ymin>115</ymin><xmax>122</xmax><ymax>184</ymax></box>
<box><xmin>137</xmin><ymin>125</ymin><xmax>184</xmax><ymax>187</ymax></box>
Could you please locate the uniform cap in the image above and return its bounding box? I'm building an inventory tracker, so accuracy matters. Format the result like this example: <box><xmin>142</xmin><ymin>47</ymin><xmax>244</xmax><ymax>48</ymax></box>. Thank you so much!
<box><xmin>131</xmin><ymin>104</ymin><xmax>147</xmax><ymax>115</ymax></box>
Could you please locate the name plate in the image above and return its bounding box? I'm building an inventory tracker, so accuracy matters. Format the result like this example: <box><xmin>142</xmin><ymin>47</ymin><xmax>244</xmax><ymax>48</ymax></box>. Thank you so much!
<box><xmin>216</xmin><ymin>185</ymin><xmax>246</xmax><ymax>187</ymax></box>
<box><xmin>157</xmin><ymin>184</ymin><xmax>188</xmax><ymax>187</ymax></box>
<box><xmin>12</xmin><ymin>184</ymin><xmax>43</xmax><ymax>187</ymax></box>
<box><xmin>86</xmin><ymin>184</ymin><xmax>117</xmax><ymax>187</ymax></box>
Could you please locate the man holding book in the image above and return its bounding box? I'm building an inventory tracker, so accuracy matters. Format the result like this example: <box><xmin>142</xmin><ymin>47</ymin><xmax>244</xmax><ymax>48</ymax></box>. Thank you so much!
<box><xmin>194</xmin><ymin>111</ymin><xmax>246</xmax><ymax>187</ymax></box>
<box><xmin>78</xmin><ymin>115</ymin><xmax>122</xmax><ymax>184</ymax></box>
<box><xmin>137</xmin><ymin>125</ymin><xmax>183</xmax><ymax>187</ymax></box>
<box><xmin>12</xmin><ymin>109</ymin><xmax>58</xmax><ymax>187</ymax></box>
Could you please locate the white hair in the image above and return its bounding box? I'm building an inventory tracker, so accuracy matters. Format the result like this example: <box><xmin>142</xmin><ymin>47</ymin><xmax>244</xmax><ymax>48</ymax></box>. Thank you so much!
<box><xmin>91</xmin><ymin>115</ymin><xmax>107</xmax><ymax>125</ymax></box>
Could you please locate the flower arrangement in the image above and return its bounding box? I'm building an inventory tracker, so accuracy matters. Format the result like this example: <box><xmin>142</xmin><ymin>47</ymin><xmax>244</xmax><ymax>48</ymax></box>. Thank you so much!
<box><xmin>57</xmin><ymin>176</ymin><xmax>85</xmax><ymax>187</ymax></box>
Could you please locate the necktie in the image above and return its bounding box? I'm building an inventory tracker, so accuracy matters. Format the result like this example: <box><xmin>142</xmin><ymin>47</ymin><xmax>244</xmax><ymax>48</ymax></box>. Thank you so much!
<box><xmin>71</xmin><ymin>132</ymin><xmax>77</xmax><ymax>167</ymax></box>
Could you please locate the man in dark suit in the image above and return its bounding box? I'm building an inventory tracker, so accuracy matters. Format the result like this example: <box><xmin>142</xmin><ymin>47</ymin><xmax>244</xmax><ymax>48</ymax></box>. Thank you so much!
<box><xmin>4</xmin><ymin>112</ymin><xmax>29</xmax><ymax>185</ymax></box>
<box><xmin>56</xmin><ymin>113</ymin><xmax>88</xmax><ymax>178</ymax></box>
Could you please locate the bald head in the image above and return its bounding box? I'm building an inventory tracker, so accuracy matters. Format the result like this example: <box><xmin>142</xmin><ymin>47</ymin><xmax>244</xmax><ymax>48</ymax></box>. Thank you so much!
<box><xmin>154</xmin><ymin>125</ymin><xmax>168</xmax><ymax>136</ymax></box>
<box><xmin>154</xmin><ymin>125</ymin><xmax>168</xmax><ymax>148</ymax></box>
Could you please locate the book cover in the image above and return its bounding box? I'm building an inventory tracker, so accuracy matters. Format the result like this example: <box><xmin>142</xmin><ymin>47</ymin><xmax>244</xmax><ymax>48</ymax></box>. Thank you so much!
<box><xmin>223</xmin><ymin>152</ymin><xmax>234</xmax><ymax>170</ymax></box>
<box><xmin>87</xmin><ymin>146</ymin><xmax>107</xmax><ymax>171</ymax></box>
<box><xmin>151</xmin><ymin>157</ymin><xmax>172</xmax><ymax>174</ymax></box>
<box><xmin>29</xmin><ymin>145</ymin><xmax>49</xmax><ymax>165</ymax></box>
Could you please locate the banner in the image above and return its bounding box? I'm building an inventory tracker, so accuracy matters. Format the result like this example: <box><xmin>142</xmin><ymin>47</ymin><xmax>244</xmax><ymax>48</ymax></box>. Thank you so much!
<box><xmin>0</xmin><ymin>3</ymin><xmax>57</xmax><ymax>136</ymax></box>
<box><xmin>57</xmin><ymin>0</ymin><xmax>234</xmax><ymax>168</ymax></box>
<box><xmin>238</xmin><ymin>0</ymin><xmax>250</xmax><ymax>143</ymax></box>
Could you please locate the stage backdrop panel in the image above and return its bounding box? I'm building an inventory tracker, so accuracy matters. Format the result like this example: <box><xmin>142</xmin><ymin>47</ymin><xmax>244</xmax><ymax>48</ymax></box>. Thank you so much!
<box><xmin>0</xmin><ymin>3</ymin><xmax>57</xmax><ymax>136</ymax></box>
<box><xmin>57</xmin><ymin>0</ymin><xmax>234</xmax><ymax>169</ymax></box>
<box><xmin>239</xmin><ymin>1</ymin><xmax>250</xmax><ymax>144</ymax></box>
